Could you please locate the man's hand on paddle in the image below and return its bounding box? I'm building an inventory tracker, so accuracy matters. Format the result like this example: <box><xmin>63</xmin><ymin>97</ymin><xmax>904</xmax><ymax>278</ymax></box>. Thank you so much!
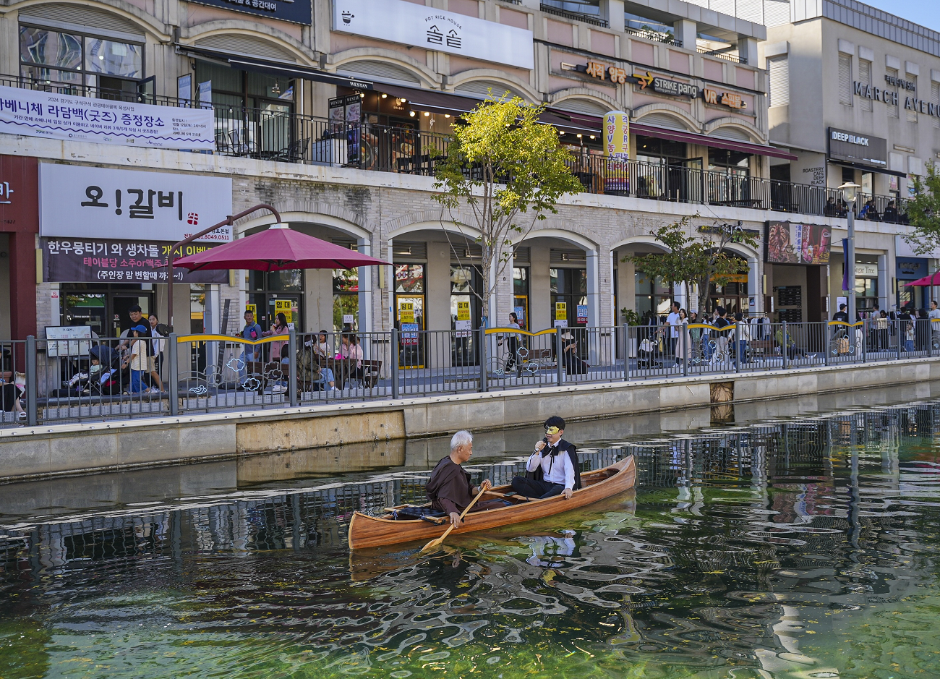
<box><xmin>449</xmin><ymin>512</ymin><xmax>461</xmax><ymax>527</ymax></box>
<box><xmin>563</xmin><ymin>488</ymin><xmax>573</xmax><ymax>500</ymax></box>
<box><xmin>473</xmin><ymin>479</ymin><xmax>492</xmax><ymax>495</ymax></box>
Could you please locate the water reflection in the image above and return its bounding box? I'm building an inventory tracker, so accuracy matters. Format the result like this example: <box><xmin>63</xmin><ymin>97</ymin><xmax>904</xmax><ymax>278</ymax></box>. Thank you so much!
<box><xmin>3</xmin><ymin>401</ymin><xmax>940</xmax><ymax>677</ymax></box>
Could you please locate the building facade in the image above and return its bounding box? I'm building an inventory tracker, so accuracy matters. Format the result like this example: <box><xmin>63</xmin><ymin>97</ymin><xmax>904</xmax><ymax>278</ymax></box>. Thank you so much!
<box><xmin>0</xmin><ymin>0</ymin><xmax>929</xmax><ymax>353</ymax></box>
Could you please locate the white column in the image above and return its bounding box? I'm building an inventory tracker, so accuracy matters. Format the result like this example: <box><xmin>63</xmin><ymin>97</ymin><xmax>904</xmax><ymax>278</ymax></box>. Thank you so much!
<box><xmin>878</xmin><ymin>254</ymin><xmax>889</xmax><ymax>311</ymax></box>
<box><xmin>673</xmin><ymin>19</ymin><xmax>697</xmax><ymax>50</ymax></box>
<box><xmin>600</xmin><ymin>0</ymin><xmax>625</xmax><ymax>32</ymax></box>
<box><xmin>386</xmin><ymin>237</ymin><xmax>395</xmax><ymax>330</ymax></box>
<box><xmin>748</xmin><ymin>257</ymin><xmax>763</xmax><ymax>314</ymax></box>
<box><xmin>586</xmin><ymin>249</ymin><xmax>600</xmax><ymax>327</ymax></box>
<box><xmin>357</xmin><ymin>237</ymin><xmax>373</xmax><ymax>335</ymax></box>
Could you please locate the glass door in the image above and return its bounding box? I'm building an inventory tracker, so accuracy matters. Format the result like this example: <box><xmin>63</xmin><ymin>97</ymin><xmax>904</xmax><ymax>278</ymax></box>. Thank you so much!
<box><xmin>450</xmin><ymin>265</ymin><xmax>481</xmax><ymax>367</ymax></box>
<box><xmin>396</xmin><ymin>295</ymin><xmax>425</xmax><ymax>368</ymax></box>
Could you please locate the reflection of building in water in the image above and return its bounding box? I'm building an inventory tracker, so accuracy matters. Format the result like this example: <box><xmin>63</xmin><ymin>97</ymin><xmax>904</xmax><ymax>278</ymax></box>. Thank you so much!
<box><xmin>1</xmin><ymin>403</ymin><xmax>939</xmax><ymax>675</ymax></box>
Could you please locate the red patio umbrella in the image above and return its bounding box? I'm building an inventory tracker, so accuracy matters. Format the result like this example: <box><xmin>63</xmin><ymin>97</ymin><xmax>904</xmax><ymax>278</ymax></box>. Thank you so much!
<box><xmin>904</xmin><ymin>271</ymin><xmax>940</xmax><ymax>286</ymax></box>
<box><xmin>173</xmin><ymin>224</ymin><xmax>386</xmax><ymax>271</ymax></box>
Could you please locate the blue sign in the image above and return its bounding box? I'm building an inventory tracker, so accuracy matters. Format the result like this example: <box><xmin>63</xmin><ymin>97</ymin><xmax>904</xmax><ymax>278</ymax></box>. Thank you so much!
<box><xmin>897</xmin><ymin>257</ymin><xmax>928</xmax><ymax>280</ymax></box>
<box><xmin>188</xmin><ymin>0</ymin><xmax>311</xmax><ymax>25</ymax></box>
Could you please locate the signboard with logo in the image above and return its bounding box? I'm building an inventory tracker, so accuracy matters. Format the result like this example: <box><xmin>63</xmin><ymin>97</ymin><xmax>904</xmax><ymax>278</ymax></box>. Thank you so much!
<box><xmin>399</xmin><ymin>302</ymin><xmax>415</xmax><ymax>324</ymax></box>
<box><xmin>603</xmin><ymin>110</ymin><xmax>630</xmax><ymax>194</ymax></box>
<box><xmin>332</xmin><ymin>0</ymin><xmax>534</xmax><ymax>70</ymax></box>
<box><xmin>42</xmin><ymin>237</ymin><xmax>226</xmax><ymax>283</ymax></box>
<box><xmin>39</xmin><ymin>164</ymin><xmax>233</xmax><ymax>243</ymax></box>
<box><xmin>765</xmin><ymin>221</ymin><xmax>832</xmax><ymax>265</ymax></box>
<box><xmin>896</xmin><ymin>257</ymin><xmax>927</xmax><ymax>280</ymax></box>
<box><xmin>855</xmin><ymin>263</ymin><xmax>878</xmax><ymax>277</ymax></box>
<box><xmin>187</xmin><ymin>0</ymin><xmax>311</xmax><ymax>25</ymax></box>
<box><xmin>274</xmin><ymin>299</ymin><xmax>294</xmax><ymax>324</ymax></box>
<box><xmin>329</xmin><ymin>95</ymin><xmax>362</xmax><ymax>164</ymax></box>
<box><xmin>555</xmin><ymin>302</ymin><xmax>567</xmax><ymax>320</ymax></box>
<box><xmin>702</xmin><ymin>88</ymin><xmax>747</xmax><ymax>109</ymax></box>
<box><xmin>456</xmin><ymin>300</ymin><xmax>471</xmax><ymax>321</ymax></box>
<box><xmin>827</xmin><ymin>127</ymin><xmax>888</xmax><ymax>169</ymax></box>
<box><xmin>0</xmin><ymin>85</ymin><xmax>214</xmax><ymax>151</ymax></box>
<box><xmin>576</xmin><ymin>305</ymin><xmax>588</xmax><ymax>324</ymax></box>
<box><xmin>401</xmin><ymin>322</ymin><xmax>419</xmax><ymax>346</ymax></box>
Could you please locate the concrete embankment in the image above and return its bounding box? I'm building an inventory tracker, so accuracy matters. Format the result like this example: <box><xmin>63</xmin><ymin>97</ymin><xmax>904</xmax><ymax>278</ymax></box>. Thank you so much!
<box><xmin>1</xmin><ymin>358</ymin><xmax>939</xmax><ymax>482</ymax></box>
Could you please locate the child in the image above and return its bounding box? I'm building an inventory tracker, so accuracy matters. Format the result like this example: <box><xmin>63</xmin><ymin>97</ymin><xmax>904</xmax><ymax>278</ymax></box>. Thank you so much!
<box><xmin>122</xmin><ymin>325</ymin><xmax>150</xmax><ymax>394</ymax></box>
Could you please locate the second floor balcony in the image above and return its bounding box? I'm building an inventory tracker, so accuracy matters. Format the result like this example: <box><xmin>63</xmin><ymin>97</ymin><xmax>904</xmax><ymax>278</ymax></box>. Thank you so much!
<box><xmin>0</xmin><ymin>74</ymin><xmax>909</xmax><ymax>225</ymax></box>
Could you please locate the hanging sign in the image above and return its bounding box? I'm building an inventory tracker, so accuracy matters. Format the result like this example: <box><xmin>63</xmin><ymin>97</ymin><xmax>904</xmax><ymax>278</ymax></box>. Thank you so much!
<box><xmin>555</xmin><ymin>302</ymin><xmax>567</xmax><ymax>320</ymax></box>
<box><xmin>333</xmin><ymin>0</ymin><xmax>534</xmax><ymax>70</ymax></box>
<box><xmin>576</xmin><ymin>304</ymin><xmax>588</xmax><ymax>324</ymax></box>
<box><xmin>400</xmin><ymin>302</ymin><xmax>415</xmax><ymax>324</ymax></box>
<box><xmin>603</xmin><ymin>110</ymin><xmax>630</xmax><ymax>194</ymax></box>
<box><xmin>187</xmin><ymin>0</ymin><xmax>312</xmax><ymax>25</ymax></box>
<box><xmin>343</xmin><ymin>314</ymin><xmax>355</xmax><ymax>325</ymax></box>
<box><xmin>274</xmin><ymin>299</ymin><xmax>294</xmax><ymax>324</ymax></box>
<box><xmin>456</xmin><ymin>300</ymin><xmax>471</xmax><ymax>321</ymax></box>
<box><xmin>0</xmin><ymin>85</ymin><xmax>214</xmax><ymax>150</ymax></box>
<box><xmin>401</xmin><ymin>322</ymin><xmax>419</xmax><ymax>346</ymax></box>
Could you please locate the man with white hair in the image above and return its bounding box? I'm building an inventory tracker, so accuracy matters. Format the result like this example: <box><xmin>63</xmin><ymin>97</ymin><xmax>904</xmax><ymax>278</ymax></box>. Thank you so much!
<box><xmin>426</xmin><ymin>430</ymin><xmax>492</xmax><ymax>527</ymax></box>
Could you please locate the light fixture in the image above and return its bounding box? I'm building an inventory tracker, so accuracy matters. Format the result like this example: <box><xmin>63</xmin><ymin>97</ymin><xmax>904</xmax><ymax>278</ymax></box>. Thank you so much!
<box><xmin>424</xmin><ymin>111</ymin><xmax>430</xmax><ymax>117</ymax></box>
<box><xmin>576</xmin><ymin>134</ymin><xmax>582</xmax><ymax>139</ymax></box>
<box><xmin>399</xmin><ymin>98</ymin><xmax>407</xmax><ymax>103</ymax></box>
<box><xmin>444</xmin><ymin>114</ymin><xmax>450</xmax><ymax>118</ymax></box>
<box><xmin>559</xmin><ymin>131</ymin><xmax>565</xmax><ymax>135</ymax></box>
<box><xmin>381</xmin><ymin>93</ymin><xmax>387</xmax><ymax>98</ymax></box>
<box><xmin>838</xmin><ymin>181</ymin><xmax>860</xmax><ymax>203</ymax></box>
<box><xmin>409</xmin><ymin>111</ymin><xmax>416</xmax><ymax>117</ymax></box>
<box><xmin>359</xmin><ymin>92</ymin><xmax>365</xmax><ymax>98</ymax></box>
<box><xmin>589</xmin><ymin>135</ymin><xmax>595</xmax><ymax>140</ymax></box>
<box><xmin>271</xmin><ymin>82</ymin><xmax>280</xmax><ymax>96</ymax></box>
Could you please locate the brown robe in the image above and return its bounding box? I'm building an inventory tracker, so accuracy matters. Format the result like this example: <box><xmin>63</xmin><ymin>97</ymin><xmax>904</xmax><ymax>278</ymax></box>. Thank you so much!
<box><xmin>426</xmin><ymin>456</ymin><xmax>474</xmax><ymax>515</ymax></box>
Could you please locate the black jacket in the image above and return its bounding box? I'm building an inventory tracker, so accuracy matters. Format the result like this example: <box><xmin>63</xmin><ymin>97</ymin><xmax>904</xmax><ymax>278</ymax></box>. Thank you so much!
<box><xmin>525</xmin><ymin>438</ymin><xmax>582</xmax><ymax>490</ymax></box>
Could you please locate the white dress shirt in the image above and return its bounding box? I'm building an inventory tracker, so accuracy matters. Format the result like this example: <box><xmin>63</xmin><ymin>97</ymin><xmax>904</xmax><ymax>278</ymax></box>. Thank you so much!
<box><xmin>526</xmin><ymin>444</ymin><xmax>575</xmax><ymax>489</ymax></box>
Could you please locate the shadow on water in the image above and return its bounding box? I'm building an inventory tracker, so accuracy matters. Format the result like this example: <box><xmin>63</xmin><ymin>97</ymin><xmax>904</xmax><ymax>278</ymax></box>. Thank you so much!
<box><xmin>3</xmin><ymin>383</ymin><xmax>940</xmax><ymax>677</ymax></box>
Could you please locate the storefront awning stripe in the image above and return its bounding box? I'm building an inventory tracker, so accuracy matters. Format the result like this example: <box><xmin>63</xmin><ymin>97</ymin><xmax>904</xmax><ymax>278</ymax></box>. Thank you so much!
<box><xmin>176</xmin><ymin>46</ymin><xmax>374</xmax><ymax>90</ymax></box>
<box><xmin>631</xmin><ymin>123</ymin><xmax>799</xmax><ymax>160</ymax></box>
<box><xmin>830</xmin><ymin>160</ymin><xmax>906</xmax><ymax>178</ymax></box>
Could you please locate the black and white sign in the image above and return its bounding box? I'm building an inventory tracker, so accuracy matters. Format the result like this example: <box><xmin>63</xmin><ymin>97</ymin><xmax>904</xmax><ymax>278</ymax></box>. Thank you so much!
<box><xmin>39</xmin><ymin>164</ymin><xmax>233</xmax><ymax>243</ymax></box>
<box><xmin>827</xmin><ymin>127</ymin><xmax>887</xmax><ymax>168</ymax></box>
<box><xmin>332</xmin><ymin>0</ymin><xmax>534</xmax><ymax>70</ymax></box>
<box><xmin>187</xmin><ymin>0</ymin><xmax>311</xmax><ymax>25</ymax></box>
<box><xmin>652</xmin><ymin>77</ymin><xmax>699</xmax><ymax>98</ymax></box>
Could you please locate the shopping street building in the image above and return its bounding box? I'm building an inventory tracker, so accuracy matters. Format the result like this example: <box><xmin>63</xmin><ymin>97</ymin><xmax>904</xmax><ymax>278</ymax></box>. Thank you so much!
<box><xmin>0</xmin><ymin>0</ymin><xmax>935</xmax><ymax>356</ymax></box>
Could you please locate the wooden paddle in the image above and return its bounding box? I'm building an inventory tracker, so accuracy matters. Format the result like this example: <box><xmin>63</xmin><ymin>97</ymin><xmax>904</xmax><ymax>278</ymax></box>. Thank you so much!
<box><xmin>420</xmin><ymin>485</ymin><xmax>487</xmax><ymax>554</ymax></box>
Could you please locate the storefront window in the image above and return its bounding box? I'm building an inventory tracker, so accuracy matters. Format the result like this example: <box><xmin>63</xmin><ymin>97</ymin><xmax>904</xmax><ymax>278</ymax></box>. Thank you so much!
<box><xmin>333</xmin><ymin>268</ymin><xmax>359</xmax><ymax>332</ymax></box>
<box><xmin>248</xmin><ymin>271</ymin><xmax>304</xmax><ymax>330</ymax></box>
<box><xmin>541</xmin><ymin>0</ymin><xmax>601</xmax><ymax>17</ymax></box>
<box><xmin>551</xmin><ymin>268</ymin><xmax>587</xmax><ymax>327</ymax></box>
<box><xmin>635</xmin><ymin>136</ymin><xmax>687</xmax><ymax>165</ymax></box>
<box><xmin>707</xmin><ymin>149</ymin><xmax>752</xmax><ymax>204</ymax></box>
<box><xmin>855</xmin><ymin>277</ymin><xmax>878</xmax><ymax>314</ymax></box>
<box><xmin>59</xmin><ymin>283</ymin><xmax>152</xmax><ymax>337</ymax></box>
<box><xmin>634</xmin><ymin>272</ymin><xmax>672</xmax><ymax>322</ymax></box>
<box><xmin>513</xmin><ymin>267</ymin><xmax>529</xmax><ymax>329</ymax></box>
<box><xmin>20</xmin><ymin>25</ymin><xmax>142</xmax><ymax>97</ymax></box>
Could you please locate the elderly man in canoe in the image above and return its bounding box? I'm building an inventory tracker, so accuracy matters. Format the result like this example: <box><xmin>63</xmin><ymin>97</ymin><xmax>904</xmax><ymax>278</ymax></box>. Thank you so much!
<box><xmin>426</xmin><ymin>430</ymin><xmax>494</xmax><ymax>527</ymax></box>
<box><xmin>510</xmin><ymin>416</ymin><xmax>582</xmax><ymax>500</ymax></box>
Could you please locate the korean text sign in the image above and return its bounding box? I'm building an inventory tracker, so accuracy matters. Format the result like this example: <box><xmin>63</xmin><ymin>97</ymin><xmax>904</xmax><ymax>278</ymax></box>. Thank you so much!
<box><xmin>42</xmin><ymin>237</ymin><xmax>227</xmax><ymax>284</ymax></box>
<box><xmin>0</xmin><ymin>85</ymin><xmax>214</xmax><ymax>151</ymax></box>
<box><xmin>332</xmin><ymin>0</ymin><xmax>534</xmax><ymax>70</ymax></box>
<box><xmin>39</xmin><ymin>164</ymin><xmax>233</xmax><ymax>243</ymax></box>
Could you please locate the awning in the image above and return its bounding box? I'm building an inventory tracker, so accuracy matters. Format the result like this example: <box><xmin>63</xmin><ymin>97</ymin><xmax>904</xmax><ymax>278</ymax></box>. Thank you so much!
<box><xmin>176</xmin><ymin>46</ymin><xmax>374</xmax><ymax>90</ymax></box>
<box><xmin>631</xmin><ymin>123</ymin><xmax>798</xmax><ymax>160</ymax></box>
<box><xmin>830</xmin><ymin>160</ymin><xmax>906</xmax><ymax>178</ymax></box>
<box><xmin>374</xmin><ymin>85</ymin><xmax>599</xmax><ymax>135</ymax></box>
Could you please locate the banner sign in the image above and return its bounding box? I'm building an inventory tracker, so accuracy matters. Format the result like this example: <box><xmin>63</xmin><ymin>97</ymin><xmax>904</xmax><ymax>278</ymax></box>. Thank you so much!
<box><xmin>603</xmin><ymin>110</ymin><xmax>630</xmax><ymax>194</ymax></box>
<box><xmin>456</xmin><ymin>300</ymin><xmax>471</xmax><ymax>321</ymax></box>
<box><xmin>765</xmin><ymin>221</ymin><xmax>832</xmax><ymax>265</ymax></box>
<box><xmin>42</xmin><ymin>237</ymin><xmax>226</xmax><ymax>283</ymax></box>
<box><xmin>401</xmin><ymin>322</ymin><xmax>419</xmax><ymax>346</ymax></box>
<box><xmin>333</xmin><ymin>0</ymin><xmax>534</xmax><ymax>70</ymax></box>
<box><xmin>0</xmin><ymin>85</ymin><xmax>214</xmax><ymax>151</ymax></box>
<box><xmin>274</xmin><ymin>299</ymin><xmax>295</xmax><ymax>324</ymax></box>
<box><xmin>399</xmin><ymin>302</ymin><xmax>415</xmax><ymax>324</ymax></box>
<box><xmin>576</xmin><ymin>304</ymin><xmax>588</xmax><ymax>324</ymax></box>
<box><xmin>40</xmin><ymin>164</ymin><xmax>233</xmax><ymax>242</ymax></box>
<box><xmin>187</xmin><ymin>0</ymin><xmax>311</xmax><ymax>25</ymax></box>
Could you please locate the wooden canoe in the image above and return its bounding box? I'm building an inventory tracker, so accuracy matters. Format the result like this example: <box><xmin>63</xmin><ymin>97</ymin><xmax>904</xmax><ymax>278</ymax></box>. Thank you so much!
<box><xmin>347</xmin><ymin>455</ymin><xmax>636</xmax><ymax>550</ymax></box>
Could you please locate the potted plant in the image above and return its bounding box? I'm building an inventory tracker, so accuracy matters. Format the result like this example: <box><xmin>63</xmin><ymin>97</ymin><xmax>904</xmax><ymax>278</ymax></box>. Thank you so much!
<box><xmin>621</xmin><ymin>308</ymin><xmax>641</xmax><ymax>358</ymax></box>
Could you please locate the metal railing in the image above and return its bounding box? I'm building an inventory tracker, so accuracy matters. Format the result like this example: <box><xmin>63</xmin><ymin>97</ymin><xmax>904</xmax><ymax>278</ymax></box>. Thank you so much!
<box><xmin>697</xmin><ymin>48</ymin><xmax>747</xmax><ymax>65</ymax></box>
<box><xmin>3</xmin><ymin>320</ymin><xmax>939</xmax><ymax>430</ymax></box>
<box><xmin>625</xmin><ymin>26</ymin><xmax>680</xmax><ymax>46</ymax></box>
<box><xmin>540</xmin><ymin>3</ymin><xmax>609</xmax><ymax>27</ymax></box>
<box><xmin>0</xmin><ymin>74</ymin><xmax>912</xmax><ymax>221</ymax></box>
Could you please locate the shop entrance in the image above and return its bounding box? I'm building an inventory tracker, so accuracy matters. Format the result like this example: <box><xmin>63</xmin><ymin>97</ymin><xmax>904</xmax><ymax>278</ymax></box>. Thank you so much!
<box><xmin>450</xmin><ymin>265</ymin><xmax>482</xmax><ymax>367</ymax></box>
<box><xmin>396</xmin><ymin>293</ymin><xmax>425</xmax><ymax>369</ymax></box>
<box><xmin>60</xmin><ymin>283</ymin><xmax>154</xmax><ymax>337</ymax></box>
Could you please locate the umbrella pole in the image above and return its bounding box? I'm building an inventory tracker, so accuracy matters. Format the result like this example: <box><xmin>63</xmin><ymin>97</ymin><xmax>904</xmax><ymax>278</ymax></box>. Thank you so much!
<box><xmin>166</xmin><ymin>204</ymin><xmax>282</xmax><ymax>333</ymax></box>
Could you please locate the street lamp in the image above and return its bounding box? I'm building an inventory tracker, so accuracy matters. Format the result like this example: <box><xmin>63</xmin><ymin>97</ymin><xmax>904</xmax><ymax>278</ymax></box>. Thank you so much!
<box><xmin>839</xmin><ymin>181</ymin><xmax>861</xmax><ymax>324</ymax></box>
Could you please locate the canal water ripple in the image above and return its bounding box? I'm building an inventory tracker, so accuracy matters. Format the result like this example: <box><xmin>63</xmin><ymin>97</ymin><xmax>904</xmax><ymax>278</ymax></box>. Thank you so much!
<box><xmin>3</xmin><ymin>401</ymin><xmax>940</xmax><ymax>678</ymax></box>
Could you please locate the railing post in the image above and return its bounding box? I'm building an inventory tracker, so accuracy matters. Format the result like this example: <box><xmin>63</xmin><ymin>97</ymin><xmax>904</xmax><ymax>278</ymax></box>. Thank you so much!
<box><xmin>25</xmin><ymin>335</ymin><xmax>37</xmax><ymax>427</ymax></box>
<box><xmin>861</xmin><ymin>319</ymin><xmax>867</xmax><ymax>364</ymax></box>
<box><xmin>733</xmin><ymin>323</ymin><xmax>740</xmax><ymax>373</ymax></box>
<box><xmin>288</xmin><ymin>329</ymin><xmax>298</xmax><ymax>407</ymax></box>
<box><xmin>931</xmin><ymin>320</ymin><xmax>936</xmax><ymax>358</ymax></box>
<box><xmin>824</xmin><ymin>324</ymin><xmax>830</xmax><ymax>367</ymax></box>
<box><xmin>168</xmin><ymin>333</ymin><xmax>179</xmax><ymax>416</ymax></box>
<box><xmin>897</xmin><ymin>318</ymin><xmax>903</xmax><ymax>361</ymax></box>
<box><xmin>623</xmin><ymin>324</ymin><xmax>631</xmax><ymax>381</ymax></box>
<box><xmin>682</xmin><ymin>325</ymin><xmax>689</xmax><ymax>377</ymax></box>
<box><xmin>556</xmin><ymin>328</ymin><xmax>564</xmax><ymax>386</ymax></box>
<box><xmin>479</xmin><ymin>326</ymin><xmax>488</xmax><ymax>393</ymax></box>
<box><xmin>782</xmin><ymin>322</ymin><xmax>789</xmax><ymax>370</ymax></box>
<box><xmin>392</xmin><ymin>328</ymin><xmax>400</xmax><ymax>399</ymax></box>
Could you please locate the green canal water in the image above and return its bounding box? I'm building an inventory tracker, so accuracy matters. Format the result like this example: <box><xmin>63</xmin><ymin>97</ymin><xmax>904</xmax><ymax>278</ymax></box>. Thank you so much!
<box><xmin>3</xmin><ymin>400</ymin><xmax>940</xmax><ymax>678</ymax></box>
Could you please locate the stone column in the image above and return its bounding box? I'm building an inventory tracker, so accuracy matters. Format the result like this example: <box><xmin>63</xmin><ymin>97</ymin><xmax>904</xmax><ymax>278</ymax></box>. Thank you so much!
<box><xmin>600</xmin><ymin>0</ymin><xmax>625</xmax><ymax>32</ymax></box>
<box><xmin>673</xmin><ymin>19</ymin><xmax>697</xmax><ymax>51</ymax></box>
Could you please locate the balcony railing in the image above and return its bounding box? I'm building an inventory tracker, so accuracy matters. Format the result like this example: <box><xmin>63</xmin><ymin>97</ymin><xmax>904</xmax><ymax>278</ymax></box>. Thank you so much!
<box><xmin>697</xmin><ymin>47</ymin><xmax>747</xmax><ymax>65</ymax></box>
<box><xmin>0</xmin><ymin>74</ymin><xmax>910</xmax><ymax>224</ymax></box>
<box><xmin>625</xmin><ymin>26</ymin><xmax>680</xmax><ymax>46</ymax></box>
<box><xmin>540</xmin><ymin>3</ymin><xmax>609</xmax><ymax>27</ymax></box>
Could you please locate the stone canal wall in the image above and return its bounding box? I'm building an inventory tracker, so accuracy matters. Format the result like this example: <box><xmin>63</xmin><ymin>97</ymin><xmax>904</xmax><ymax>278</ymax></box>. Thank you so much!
<box><xmin>2</xmin><ymin>357</ymin><xmax>939</xmax><ymax>482</ymax></box>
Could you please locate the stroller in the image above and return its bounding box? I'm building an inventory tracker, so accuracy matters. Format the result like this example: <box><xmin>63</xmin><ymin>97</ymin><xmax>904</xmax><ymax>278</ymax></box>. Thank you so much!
<box><xmin>637</xmin><ymin>329</ymin><xmax>665</xmax><ymax>369</ymax></box>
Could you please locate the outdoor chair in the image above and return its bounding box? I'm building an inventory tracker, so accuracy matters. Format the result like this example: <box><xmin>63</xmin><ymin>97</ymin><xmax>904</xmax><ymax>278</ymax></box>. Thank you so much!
<box><xmin>272</xmin><ymin>137</ymin><xmax>309</xmax><ymax>164</ymax></box>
